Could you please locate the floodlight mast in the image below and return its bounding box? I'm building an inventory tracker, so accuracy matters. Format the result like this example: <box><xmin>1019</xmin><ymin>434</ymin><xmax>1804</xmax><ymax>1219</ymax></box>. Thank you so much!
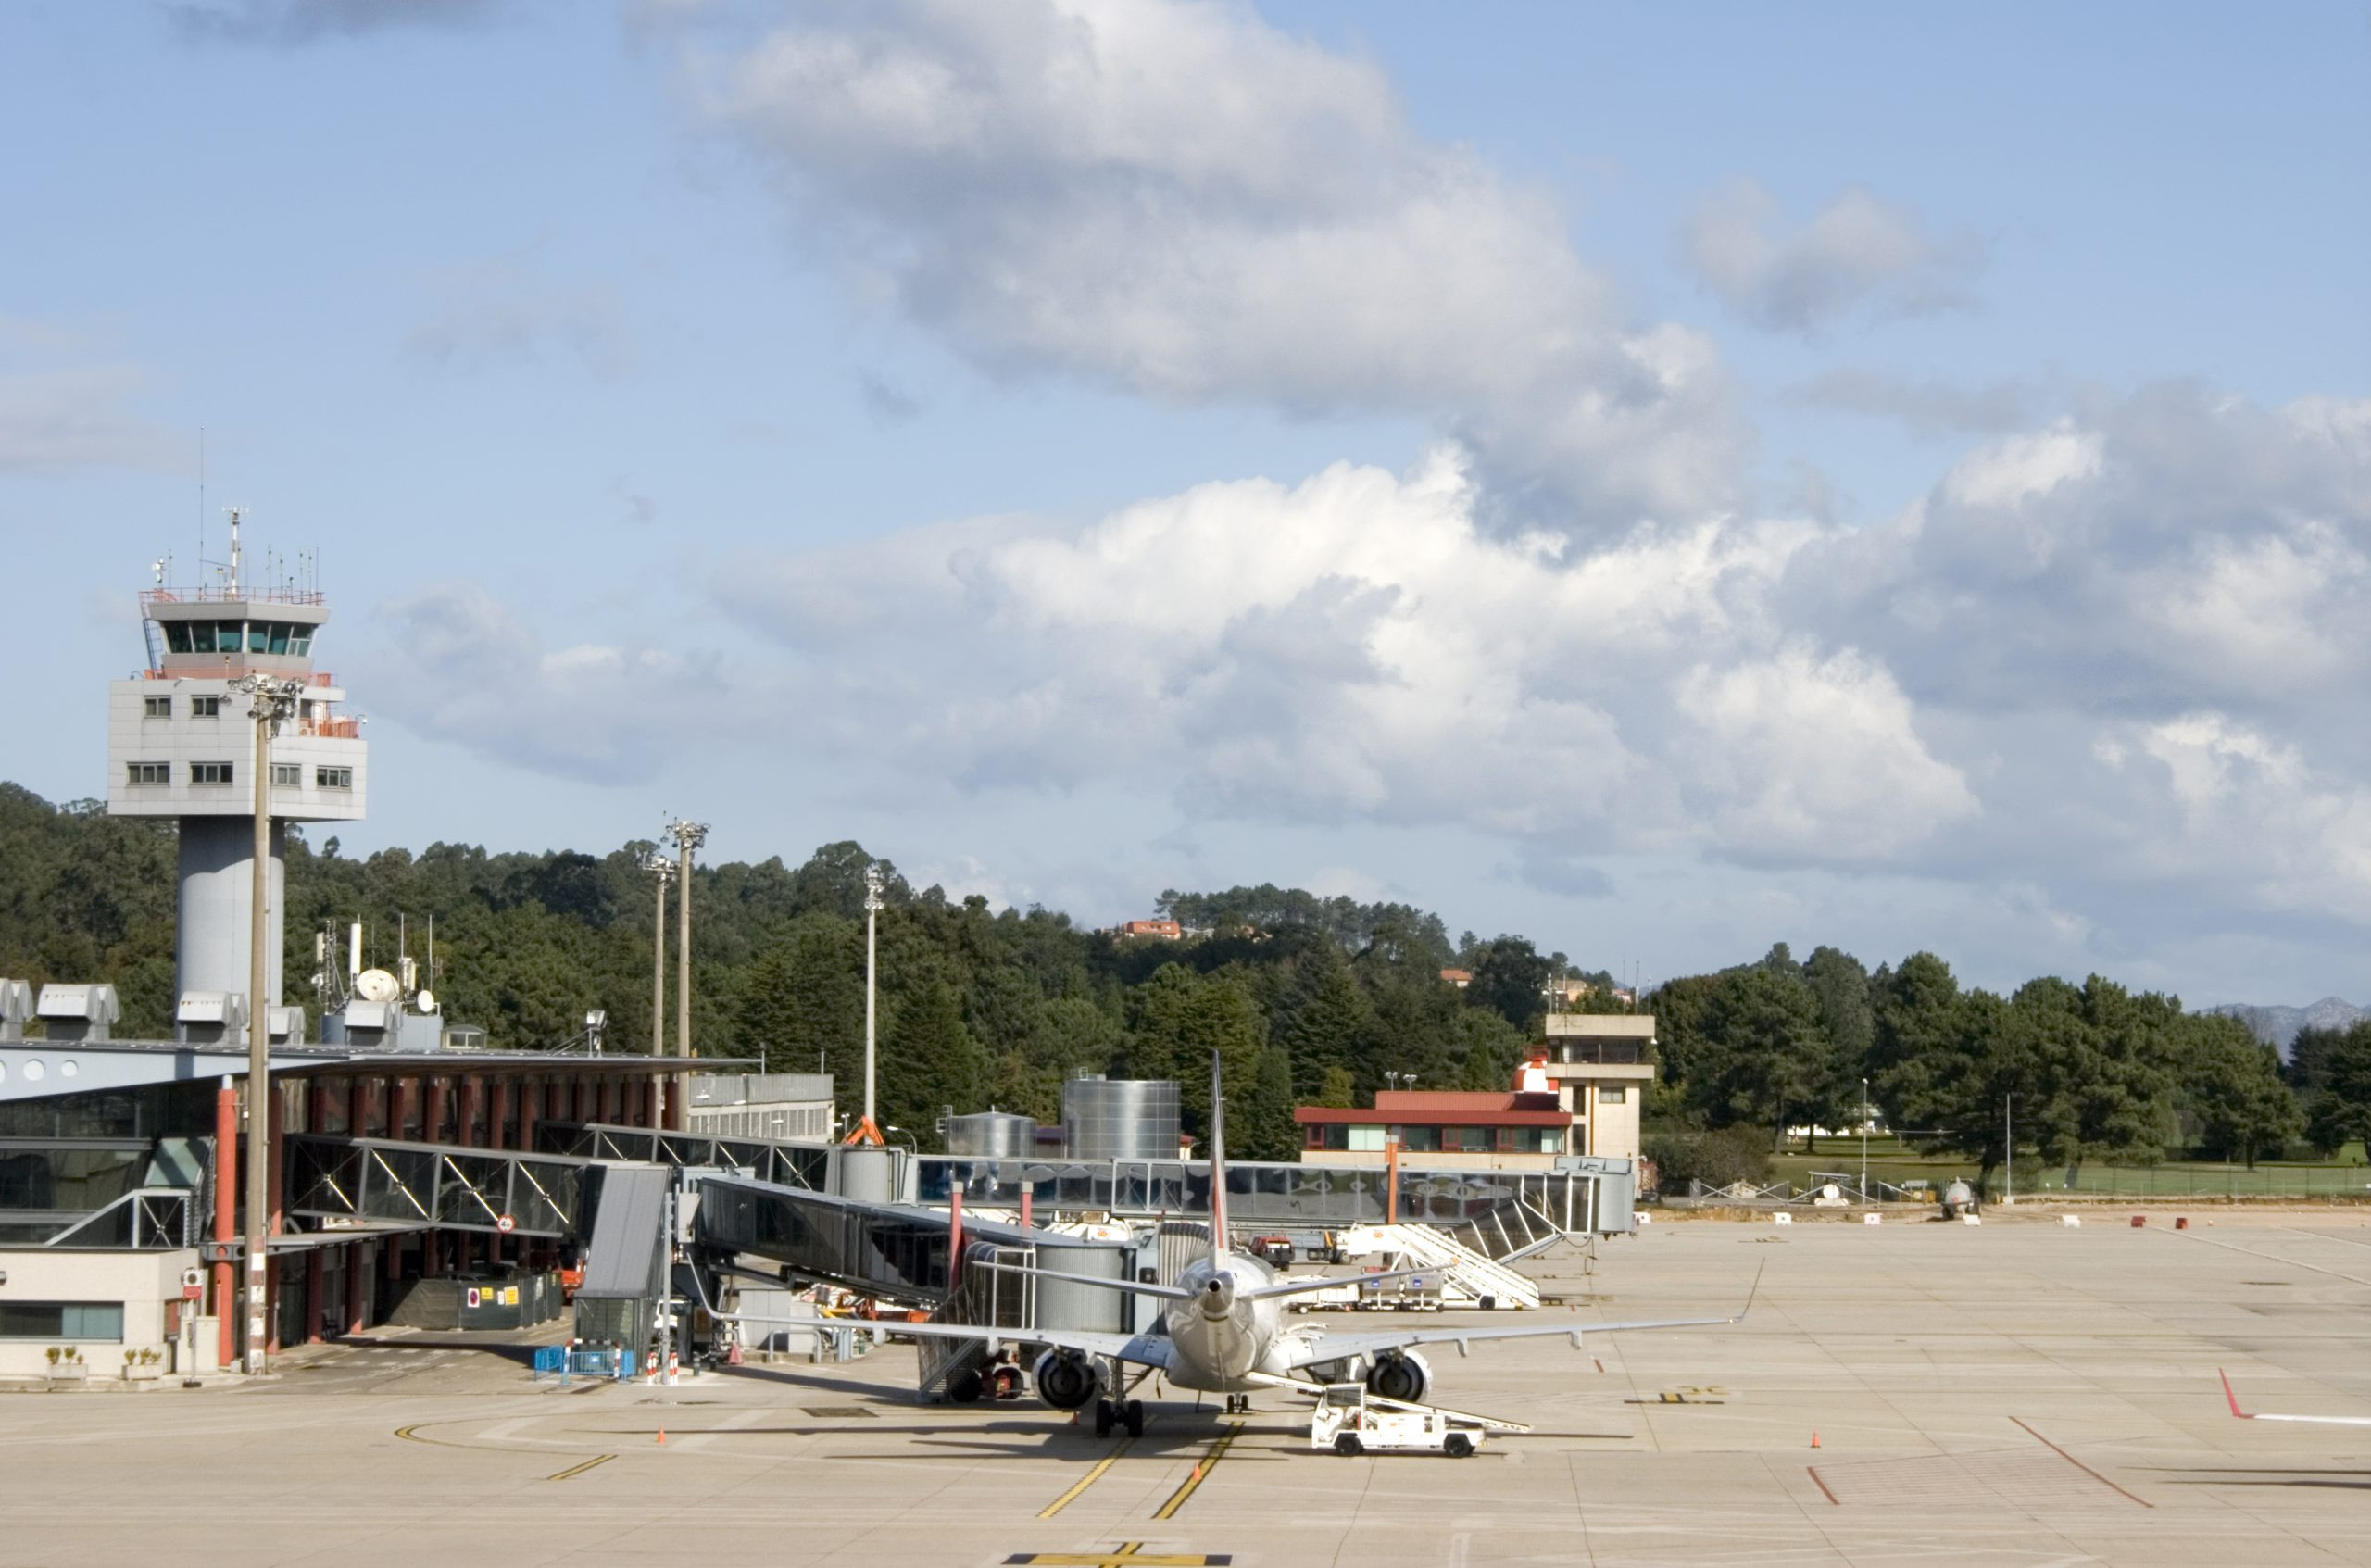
<box><xmin>668</xmin><ymin>821</ymin><xmax>707</xmax><ymax>1061</ymax></box>
<box><xmin>233</xmin><ymin>672</ymin><xmax>303</xmax><ymax>1374</ymax></box>
<box><xmin>842</xmin><ymin>864</ymin><xmax>886</xmax><ymax>1146</ymax></box>
<box><xmin>643</xmin><ymin>852</ymin><xmax>675</xmax><ymax>1058</ymax></box>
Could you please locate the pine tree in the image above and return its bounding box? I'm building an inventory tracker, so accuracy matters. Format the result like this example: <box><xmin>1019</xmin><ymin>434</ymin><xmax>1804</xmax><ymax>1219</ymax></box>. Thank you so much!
<box><xmin>1240</xmin><ymin>1045</ymin><xmax>1301</xmax><ymax>1160</ymax></box>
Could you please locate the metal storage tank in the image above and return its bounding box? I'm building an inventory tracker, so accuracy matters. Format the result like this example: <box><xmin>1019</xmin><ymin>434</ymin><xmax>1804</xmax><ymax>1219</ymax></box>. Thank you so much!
<box><xmin>945</xmin><ymin>1111</ymin><xmax>1037</xmax><ymax>1159</ymax></box>
<box><xmin>1060</xmin><ymin>1076</ymin><xmax>1181</xmax><ymax>1160</ymax></box>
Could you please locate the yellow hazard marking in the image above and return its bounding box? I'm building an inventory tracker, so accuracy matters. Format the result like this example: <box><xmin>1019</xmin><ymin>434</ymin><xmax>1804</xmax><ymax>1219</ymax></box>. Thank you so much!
<box><xmin>546</xmin><ymin>1454</ymin><xmax>615</xmax><ymax>1482</ymax></box>
<box><xmin>1150</xmin><ymin>1424</ymin><xmax>1239</xmax><ymax>1521</ymax></box>
<box><xmin>1039</xmin><ymin>1438</ymin><xmax>1134</xmax><ymax>1518</ymax></box>
<box><xmin>1004</xmin><ymin>1547</ymin><xmax>1231</xmax><ymax>1567</ymax></box>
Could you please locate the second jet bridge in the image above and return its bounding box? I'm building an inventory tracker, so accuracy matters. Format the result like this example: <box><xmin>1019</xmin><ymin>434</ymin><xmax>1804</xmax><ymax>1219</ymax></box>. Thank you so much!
<box><xmin>691</xmin><ymin>1173</ymin><xmax>1143</xmax><ymax>1327</ymax></box>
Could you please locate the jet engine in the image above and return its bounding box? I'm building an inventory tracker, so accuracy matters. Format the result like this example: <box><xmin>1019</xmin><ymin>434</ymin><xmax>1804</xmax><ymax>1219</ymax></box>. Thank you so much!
<box><xmin>1032</xmin><ymin>1348</ymin><xmax>1104</xmax><ymax>1411</ymax></box>
<box><xmin>1365</xmin><ymin>1348</ymin><xmax>1433</xmax><ymax>1404</ymax></box>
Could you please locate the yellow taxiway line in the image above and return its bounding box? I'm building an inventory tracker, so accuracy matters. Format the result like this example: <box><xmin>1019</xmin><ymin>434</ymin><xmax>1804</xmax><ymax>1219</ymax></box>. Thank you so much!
<box><xmin>1039</xmin><ymin>1438</ymin><xmax>1135</xmax><ymax>1518</ymax></box>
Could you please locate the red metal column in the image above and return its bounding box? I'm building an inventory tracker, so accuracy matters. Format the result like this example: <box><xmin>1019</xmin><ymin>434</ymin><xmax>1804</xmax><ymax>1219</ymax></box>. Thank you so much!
<box><xmin>305</xmin><ymin>1250</ymin><xmax>324</xmax><ymax>1344</ymax></box>
<box><xmin>348</xmin><ymin>1076</ymin><xmax>369</xmax><ymax>1139</ymax></box>
<box><xmin>518</xmin><ymin>1077</ymin><xmax>540</xmax><ymax>1154</ymax></box>
<box><xmin>308</xmin><ymin>1079</ymin><xmax>334</xmax><ymax>1136</ymax></box>
<box><xmin>460</xmin><ymin>1076</ymin><xmax>483</xmax><ymax>1148</ymax></box>
<box><xmin>212</xmin><ymin>1077</ymin><xmax>238</xmax><ymax>1372</ymax></box>
<box><xmin>391</xmin><ymin>1075</ymin><xmax>414</xmax><ymax>1141</ymax></box>
<box><xmin>426</xmin><ymin>1076</ymin><xmax>448</xmax><ymax>1144</ymax></box>
<box><xmin>491</xmin><ymin>1078</ymin><xmax>513</xmax><ymax>1151</ymax></box>
<box><xmin>646</xmin><ymin>1078</ymin><xmax>662</xmax><ymax>1130</ymax></box>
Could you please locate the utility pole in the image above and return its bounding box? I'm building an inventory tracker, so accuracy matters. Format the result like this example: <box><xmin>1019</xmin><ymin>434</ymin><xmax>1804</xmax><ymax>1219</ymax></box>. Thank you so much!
<box><xmin>643</xmin><ymin>852</ymin><xmax>674</xmax><ymax>1056</ymax></box>
<box><xmin>843</xmin><ymin>864</ymin><xmax>886</xmax><ymax>1146</ymax></box>
<box><xmin>232</xmin><ymin>672</ymin><xmax>302</xmax><ymax>1374</ymax></box>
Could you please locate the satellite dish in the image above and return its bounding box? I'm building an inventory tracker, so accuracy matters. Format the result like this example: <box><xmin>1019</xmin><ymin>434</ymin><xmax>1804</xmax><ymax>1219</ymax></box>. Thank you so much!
<box><xmin>416</xmin><ymin>988</ymin><xmax>438</xmax><ymax>1014</ymax></box>
<box><xmin>354</xmin><ymin>968</ymin><xmax>400</xmax><ymax>1003</ymax></box>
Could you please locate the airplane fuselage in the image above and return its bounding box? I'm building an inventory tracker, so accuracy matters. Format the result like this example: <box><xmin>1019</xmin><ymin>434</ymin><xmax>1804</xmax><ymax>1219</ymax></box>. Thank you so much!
<box><xmin>1160</xmin><ymin>1250</ymin><xmax>1302</xmax><ymax>1391</ymax></box>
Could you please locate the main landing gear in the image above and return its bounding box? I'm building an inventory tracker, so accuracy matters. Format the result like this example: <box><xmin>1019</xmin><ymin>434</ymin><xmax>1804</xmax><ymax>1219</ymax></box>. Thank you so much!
<box><xmin>1223</xmin><ymin>1394</ymin><xmax>1252</xmax><ymax>1416</ymax></box>
<box><xmin>1094</xmin><ymin>1399</ymin><xmax>1146</xmax><ymax>1438</ymax></box>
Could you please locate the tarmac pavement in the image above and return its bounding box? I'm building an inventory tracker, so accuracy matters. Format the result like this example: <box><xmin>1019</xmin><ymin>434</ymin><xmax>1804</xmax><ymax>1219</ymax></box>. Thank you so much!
<box><xmin>2</xmin><ymin>1209</ymin><xmax>2366</xmax><ymax>1567</ymax></box>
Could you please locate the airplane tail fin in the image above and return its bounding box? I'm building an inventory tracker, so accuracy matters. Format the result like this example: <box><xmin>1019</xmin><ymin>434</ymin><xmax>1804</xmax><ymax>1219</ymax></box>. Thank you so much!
<box><xmin>1208</xmin><ymin>1048</ymin><xmax>1227</xmax><ymax>1267</ymax></box>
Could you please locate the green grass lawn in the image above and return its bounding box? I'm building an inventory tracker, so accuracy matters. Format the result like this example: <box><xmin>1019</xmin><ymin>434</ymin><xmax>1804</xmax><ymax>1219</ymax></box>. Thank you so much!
<box><xmin>1751</xmin><ymin>1135</ymin><xmax>2371</xmax><ymax>1198</ymax></box>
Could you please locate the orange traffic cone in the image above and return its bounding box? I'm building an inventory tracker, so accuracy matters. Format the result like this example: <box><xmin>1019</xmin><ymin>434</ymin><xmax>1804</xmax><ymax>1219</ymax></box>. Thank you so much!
<box><xmin>1810</xmin><ymin>1431</ymin><xmax>1821</xmax><ymax>1449</ymax></box>
<box><xmin>656</xmin><ymin>1426</ymin><xmax>667</xmax><ymax>1447</ymax></box>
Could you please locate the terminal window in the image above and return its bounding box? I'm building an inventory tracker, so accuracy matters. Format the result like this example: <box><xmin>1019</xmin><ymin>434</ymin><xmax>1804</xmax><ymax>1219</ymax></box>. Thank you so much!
<box><xmin>316</xmin><ymin>765</ymin><xmax>353</xmax><ymax>789</ymax></box>
<box><xmin>1599</xmin><ymin>1087</ymin><xmax>1626</xmax><ymax>1103</ymax></box>
<box><xmin>125</xmin><ymin>762</ymin><xmax>169</xmax><ymax>785</ymax></box>
<box><xmin>271</xmin><ymin>763</ymin><xmax>301</xmax><ymax>787</ymax></box>
<box><xmin>143</xmin><ymin>695</ymin><xmax>171</xmax><ymax>718</ymax></box>
<box><xmin>191</xmin><ymin>696</ymin><xmax>222</xmax><ymax>717</ymax></box>
<box><xmin>191</xmin><ymin>761</ymin><xmax>234</xmax><ymax>785</ymax></box>
<box><xmin>0</xmin><ymin>1301</ymin><xmax>123</xmax><ymax>1341</ymax></box>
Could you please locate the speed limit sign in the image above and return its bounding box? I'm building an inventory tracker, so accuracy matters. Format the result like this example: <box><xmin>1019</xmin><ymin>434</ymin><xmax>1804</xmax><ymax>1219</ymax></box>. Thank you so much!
<box><xmin>496</xmin><ymin>1214</ymin><xmax>516</xmax><ymax>1234</ymax></box>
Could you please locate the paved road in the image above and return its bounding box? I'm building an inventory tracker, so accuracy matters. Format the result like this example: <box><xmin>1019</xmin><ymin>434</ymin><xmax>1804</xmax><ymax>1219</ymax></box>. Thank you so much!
<box><xmin>3</xmin><ymin>1211</ymin><xmax>2367</xmax><ymax>1566</ymax></box>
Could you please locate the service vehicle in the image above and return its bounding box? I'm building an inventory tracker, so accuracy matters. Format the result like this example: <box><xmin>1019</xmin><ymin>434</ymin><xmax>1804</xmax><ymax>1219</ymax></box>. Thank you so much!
<box><xmin>1310</xmin><ymin>1381</ymin><xmax>1483</xmax><ymax>1457</ymax></box>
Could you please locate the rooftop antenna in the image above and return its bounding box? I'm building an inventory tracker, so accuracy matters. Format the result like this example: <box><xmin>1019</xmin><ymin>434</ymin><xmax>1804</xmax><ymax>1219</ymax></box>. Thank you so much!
<box><xmin>196</xmin><ymin>428</ymin><xmax>206</xmax><ymax>582</ymax></box>
<box><xmin>226</xmin><ymin>508</ymin><xmax>243</xmax><ymax>596</ymax></box>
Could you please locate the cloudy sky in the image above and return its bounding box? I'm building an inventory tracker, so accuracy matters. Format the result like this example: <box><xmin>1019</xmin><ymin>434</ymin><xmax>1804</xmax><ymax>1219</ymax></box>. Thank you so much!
<box><xmin>4</xmin><ymin>1</ymin><xmax>2365</xmax><ymax>1005</ymax></box>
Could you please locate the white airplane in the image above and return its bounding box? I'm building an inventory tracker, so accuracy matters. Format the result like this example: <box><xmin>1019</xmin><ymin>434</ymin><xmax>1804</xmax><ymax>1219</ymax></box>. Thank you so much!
<box><xmin>705</xmin><ymin>1052</ymin><xmax>1755</xmax><ymax>1438</ymax></box>
<box><xmin>2220</xmin><ymin>1369</ymin><xmax>2371</xmax><ymax>1427</ymax></box>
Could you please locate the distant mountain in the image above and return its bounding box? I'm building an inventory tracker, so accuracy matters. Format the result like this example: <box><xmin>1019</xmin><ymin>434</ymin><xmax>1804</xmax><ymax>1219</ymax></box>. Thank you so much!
<box><xmin>2209</xmin><ymin>997</ymin><xmax>2367</xmax><ymax>1057</ymax></box>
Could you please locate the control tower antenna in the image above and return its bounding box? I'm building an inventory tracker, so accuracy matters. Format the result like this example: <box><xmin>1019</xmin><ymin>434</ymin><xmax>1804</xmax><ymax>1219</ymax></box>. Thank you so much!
<box><xmin>226</xmin><ymin>507</ymin><xmax>242</xmax><ymax>596</ymax></box>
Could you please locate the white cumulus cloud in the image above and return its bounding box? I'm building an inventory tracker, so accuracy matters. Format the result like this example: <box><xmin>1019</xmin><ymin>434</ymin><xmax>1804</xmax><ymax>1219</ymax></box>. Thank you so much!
<box><xmin>671</xmin><ymin>0</ymin><xmax>1746</xmax><ymax>527</ymax></box>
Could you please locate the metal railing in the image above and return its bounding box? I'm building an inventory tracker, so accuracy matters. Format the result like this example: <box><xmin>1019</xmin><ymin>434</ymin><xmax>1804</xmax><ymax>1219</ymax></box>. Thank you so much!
<box><xmin>41</xmin><ymin>1188</ymin><xmax>196</xmax><ymax>1249</ymax></box>
<box><xmin>142</xmin><ymin>586</ymin><xmax>326</xmax><ymax>607</ymax></box>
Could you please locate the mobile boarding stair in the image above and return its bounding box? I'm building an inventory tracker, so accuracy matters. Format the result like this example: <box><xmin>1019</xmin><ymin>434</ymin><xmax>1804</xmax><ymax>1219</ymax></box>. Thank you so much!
<box><xmin>1323</xmin><ymin>1223</ymin><xmax>1542</xmax><ymax>1311</ymax></box>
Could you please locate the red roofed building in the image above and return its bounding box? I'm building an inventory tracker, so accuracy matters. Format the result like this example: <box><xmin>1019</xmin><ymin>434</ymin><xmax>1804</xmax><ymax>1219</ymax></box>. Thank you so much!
<box><xmin>1293</xmin><ymin>1016</ymin><xmax>1654</xmax><ymax>1170</ymax></box>
<box><xmin>1114</xmin><ymin>919</ymin><xmax>1183</xmax><ymax>939</ymax></box>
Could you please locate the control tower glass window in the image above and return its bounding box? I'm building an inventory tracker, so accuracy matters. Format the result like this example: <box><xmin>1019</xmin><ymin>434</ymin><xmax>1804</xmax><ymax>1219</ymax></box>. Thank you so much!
<box><xmin>162</xmin><ymin>622</ymin><xmax>194</xmax><ymax>654</ymax></box>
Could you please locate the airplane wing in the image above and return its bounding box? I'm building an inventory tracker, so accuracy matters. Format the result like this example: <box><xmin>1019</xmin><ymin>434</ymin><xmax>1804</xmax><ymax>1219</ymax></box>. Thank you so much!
<box><xmin>1285</xmin><ymin>1265</ymin><xmax>1762</xmax><ymax>1371</ymax></box>
<box><xmin>2220</xmin><ymin>1369</ymin><xmax>2371</xmax><ymax>1426</ymax></box>
<box><xmin>980</xmin><ymin>1260</ymin><xmax>1431</xmax><ymax>1303</ymax></box>
<box><xmin>723</xmin><ymin>1306</ymin><xmax>1174</xmax><ymax>1371</ymax></box>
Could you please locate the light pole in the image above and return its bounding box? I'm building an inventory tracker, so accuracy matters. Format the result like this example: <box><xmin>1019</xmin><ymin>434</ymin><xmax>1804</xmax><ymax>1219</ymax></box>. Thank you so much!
<box><xmin>1860</xmin><ymin>1076</ymin><xmax>1869</xmax><ymax>1201</ymax></box>
<box><xmin>844</xmin><ymin>865</ymin><xmax>886</xmax><ymax>1146</ymax></box>
<box><xmin>642</xmin><ymin>852</ymin><xmax>674</xmax><ymax>1056</ymax></box>
<box><xmin>667</xmin><ymin>821</ymin><xmax>707</xmax><ymax>1060</ymax></box>
<box><xmin>2005</xmin><ymin>1093</ymin><xmax>2014</xmax><ymax>1206</ymax></box>
<box><xmin>232</xmin><ymin>672</ymin><xmax>302</xmax><ymax>1374</ymax></box>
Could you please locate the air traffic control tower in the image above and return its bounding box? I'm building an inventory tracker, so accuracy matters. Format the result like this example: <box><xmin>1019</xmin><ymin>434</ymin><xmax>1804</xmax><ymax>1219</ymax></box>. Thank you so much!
<box><xmin>105</xmin><ymin>533</ymin><xmax>366</xmax><ymax>1040</ymax></box>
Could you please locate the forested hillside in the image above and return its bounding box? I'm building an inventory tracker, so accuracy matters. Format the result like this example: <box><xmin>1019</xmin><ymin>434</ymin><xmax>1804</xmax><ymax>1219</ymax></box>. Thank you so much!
<box><xmin>4</xmin><ymin>783</ymin><xmax>2356</xmax><ymax>1166</ymax></box>
<box><xmin>0</xmin><ymin>784</ymin><xmax>1544</xmax><ymax>1155</ymax></box>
